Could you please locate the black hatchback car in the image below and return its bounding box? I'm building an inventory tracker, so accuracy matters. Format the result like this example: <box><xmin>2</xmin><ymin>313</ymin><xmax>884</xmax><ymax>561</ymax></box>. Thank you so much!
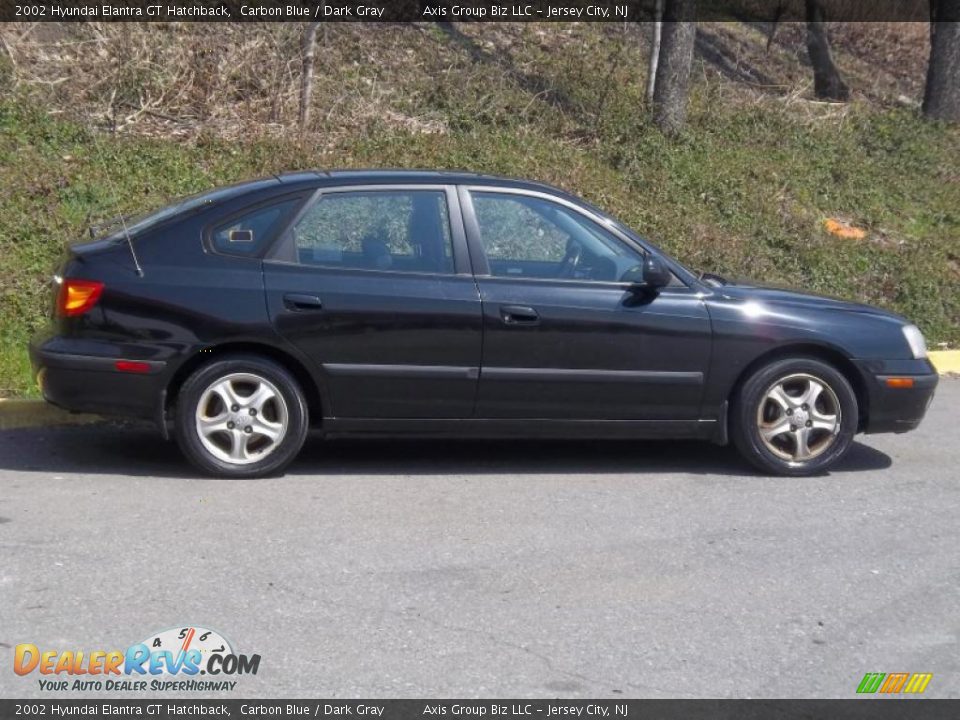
<box><xmin>30</xmin><ymin>170</ymin><xmax>937</xmax><ymax>477</ymax></box>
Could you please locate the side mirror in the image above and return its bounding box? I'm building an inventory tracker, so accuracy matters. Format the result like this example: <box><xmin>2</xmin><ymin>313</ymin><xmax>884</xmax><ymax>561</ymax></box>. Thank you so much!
<box><xmin>622</xmin><ymin>256</ymin><xmax>671</xmax><ymax>292</ymax></box>
<box><xmin>642</xmin><ymin>256</ymin><xmax>672</xmax><ymax>288</ymax></box>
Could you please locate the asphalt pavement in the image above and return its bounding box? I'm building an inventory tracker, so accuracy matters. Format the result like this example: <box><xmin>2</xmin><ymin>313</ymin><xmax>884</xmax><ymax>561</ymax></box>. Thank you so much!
<box><xmin>0</xmin><ymin>381</ymin><xmax>957</xmax><ymax>699</ymax></box>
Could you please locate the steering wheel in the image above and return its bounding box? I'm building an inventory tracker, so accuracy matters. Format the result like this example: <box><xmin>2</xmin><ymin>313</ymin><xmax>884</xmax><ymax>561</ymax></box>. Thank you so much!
<box><xmin>558</xmin><ymin>242</ymin><xmax>583</xmax><ymax>279</ymax></box>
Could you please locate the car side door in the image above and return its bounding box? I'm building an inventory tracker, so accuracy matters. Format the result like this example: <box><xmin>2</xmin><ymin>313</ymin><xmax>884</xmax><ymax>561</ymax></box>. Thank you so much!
<box><xmin>262</xmin><ymin>185</ymin><xmax>482</xmax><ymax>419</ymax></box>
<box><xmin>461</xmin><ymin>187</ymin><xmax>712</xmax><ymax>422</ymax></box>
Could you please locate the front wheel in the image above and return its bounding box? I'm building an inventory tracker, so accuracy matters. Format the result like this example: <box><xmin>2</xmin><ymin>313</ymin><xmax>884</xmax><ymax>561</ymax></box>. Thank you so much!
<box><xmin>731</xmin><ymin>357</ymin><xmax>858</xmax><ymax>476</ymax></box>
<box><xmin>174</xmin><ymin>354</ymin><xmax>309</xmax><ymax>478</ymax></box>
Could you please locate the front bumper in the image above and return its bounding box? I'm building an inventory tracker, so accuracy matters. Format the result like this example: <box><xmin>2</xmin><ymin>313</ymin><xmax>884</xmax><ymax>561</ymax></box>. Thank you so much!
<box><xmin>30</xmin><ymin>336</ymin><xmax>166</xmax><ymax>421</ymax></box>
<box><xmin>853</xmin><ymin>358</ymin><xmax>938</xmax><ymax>434</ymax></box>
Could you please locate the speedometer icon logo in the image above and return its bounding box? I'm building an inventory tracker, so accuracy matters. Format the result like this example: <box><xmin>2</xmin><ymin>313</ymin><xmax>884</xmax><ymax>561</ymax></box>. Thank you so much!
<box><xmin>138</xmin><ymin>626</ymin><xmax>233</xmax><ymax>675</ymax></box>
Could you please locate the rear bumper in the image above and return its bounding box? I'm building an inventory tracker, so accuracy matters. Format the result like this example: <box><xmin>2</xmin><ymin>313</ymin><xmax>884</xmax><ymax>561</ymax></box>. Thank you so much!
<box><xmin>853</xmin><ymin>358</ymin><xmax>938</xmax><ymax>434</ymax></box>
<box><xmin>30</xmin><ymin>338</ymin><xmax>166</xmax><ymax>421</ymax></box>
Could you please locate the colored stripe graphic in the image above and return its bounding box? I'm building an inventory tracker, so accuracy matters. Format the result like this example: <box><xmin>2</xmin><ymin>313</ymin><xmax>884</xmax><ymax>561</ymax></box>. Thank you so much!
<box><xmin>857</xmin><ymin>673</ymin><xmax>886</xmax><ymax>694</ymax></box>
<box><xmin>856</xmin><ymin>672</ymin><xmax>932</xmax><ymax>694</ymax></box>
<box><xmin>904</xmin><ymin>673</ymin><xmax>933</xmax><ymax>694</ymax></box>
<box><xmin>880</xmin><ymin>673</ymin><xmax>909</xmax><ymax>693</ymax></box>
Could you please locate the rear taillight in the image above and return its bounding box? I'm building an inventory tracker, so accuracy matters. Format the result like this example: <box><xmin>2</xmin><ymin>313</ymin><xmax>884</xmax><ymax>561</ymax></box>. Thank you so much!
<box><xmin>57</xmin><ymin>278</ymin><xmax>104</xmax><ymax>317</ymax></box>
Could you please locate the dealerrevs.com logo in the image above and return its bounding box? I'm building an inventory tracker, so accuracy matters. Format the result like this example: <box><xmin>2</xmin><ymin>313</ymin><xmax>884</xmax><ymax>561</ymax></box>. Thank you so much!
<box><xmin>14</xmin><ymin>626</ymin><xmax>260</xmax><ymax>692</ymax></box>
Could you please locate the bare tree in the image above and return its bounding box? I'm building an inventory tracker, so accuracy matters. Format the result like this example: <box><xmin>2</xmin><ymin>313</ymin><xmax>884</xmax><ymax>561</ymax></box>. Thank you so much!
<box><xmin>805</xmin><ymin>0</ymin><xmax>850</xmax><ymax>101</ymax></box>
<box><xmin>923</xmin><ymin>0</ymin><xmax>960</xmax><ymax>121</ymax></box>
<box><xmin>299</xmin><ymin>21</ymin><xmax>321</xmax><ymax>130</ymax></box>
<box><xmin>646</xmin><ymin>0</ymin><xmax>663</xmax><ymax>105</ymax></box>
<box><xmin>652</xmin><ymin>0</ymin><xmax>696</xmax><ymax>136</ymax></box>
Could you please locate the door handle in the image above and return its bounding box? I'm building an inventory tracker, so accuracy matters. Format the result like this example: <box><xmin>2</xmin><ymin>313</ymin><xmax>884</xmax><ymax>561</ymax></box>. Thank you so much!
<box><xmin>283</xmin><ymin>293</ymin><xmax>323</xmax><ymax>311</ymax></box>
<box><xmin>500</xmin><ymin>305</ymin><xmax>540</xmax><ymax>326</ymax></box>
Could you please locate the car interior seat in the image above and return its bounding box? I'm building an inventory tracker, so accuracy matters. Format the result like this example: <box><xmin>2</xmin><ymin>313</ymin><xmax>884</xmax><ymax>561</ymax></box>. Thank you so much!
<box><xmin>361</xmin><ymin>237</ymin><xmax>392</xmax><ymax>270</ymax></box>
<box><xmin>408</xmin><ymin>195</ymin><xmax>453</xmax><ymax>274</ymax></box>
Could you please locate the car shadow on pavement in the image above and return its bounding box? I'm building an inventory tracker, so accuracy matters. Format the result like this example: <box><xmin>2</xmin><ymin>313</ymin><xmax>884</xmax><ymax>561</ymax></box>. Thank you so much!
<box><xmin>289</xmin><ymin>435</ymin><xmax>892</xmax><ymax>478</ymax></box>
<box><xmin>0</xmin><ymin>421</ymin><xmax>892</xmax><ymax>480</ymax></box>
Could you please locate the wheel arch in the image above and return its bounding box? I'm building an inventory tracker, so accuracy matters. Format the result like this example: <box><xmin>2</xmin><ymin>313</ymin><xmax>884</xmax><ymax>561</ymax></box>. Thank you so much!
<box><xmin>164</xmin><ymin>342</ymin><xmax>323</xmax><ymax>429</ymax></box>
<box><xmin>727</xmin><ymin>343</ymin><xmax>869</xmax><ymax>432</ymax></box>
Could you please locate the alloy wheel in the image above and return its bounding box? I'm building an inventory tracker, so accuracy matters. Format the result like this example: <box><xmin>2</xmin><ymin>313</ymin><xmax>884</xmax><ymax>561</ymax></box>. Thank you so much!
<box><xmin>756</xmin><ymin>373</ymin><xmax>841</xmax><ymax>464</ymax></box>
<box><xmin>194</xmin><ymin>373</ymin><xmax>289</xmax><ymax>465</ymax></box>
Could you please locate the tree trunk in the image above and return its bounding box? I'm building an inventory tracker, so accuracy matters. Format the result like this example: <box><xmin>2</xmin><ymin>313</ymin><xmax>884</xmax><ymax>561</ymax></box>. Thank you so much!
<box><xmin>923</xmin><ymin>0</ymin><xmax>960</xmax><ymax>122</ymax></box>
<box><xmin>805</xmin><ymin>0</ymin><xmax>850</xmax><ymax>101</ymax></box>
<box><xmin>652</xmin><ymin>0</ymin><xmax>696</xmax><ymax>136</ymax></box>
<box><xmin>646</xmin><ymin>0</ymin><xmax>663</xmax><ymax>105</ymax></box>
<box><xmin>299</xmin><ymin>21</ymin><xmax>321</xmax><ymax>131</ymax></box>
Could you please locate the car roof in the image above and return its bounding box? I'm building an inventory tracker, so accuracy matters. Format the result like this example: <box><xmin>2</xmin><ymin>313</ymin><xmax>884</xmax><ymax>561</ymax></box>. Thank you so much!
<box><xmin>264</xmin><ymin>169</ymin><xmax>576</xmax><ymax>198</ymax></box>
<box><xmin>132</xmin><ymin>170</ymin><xmax>587</xmax><ymax>238</ymax></box>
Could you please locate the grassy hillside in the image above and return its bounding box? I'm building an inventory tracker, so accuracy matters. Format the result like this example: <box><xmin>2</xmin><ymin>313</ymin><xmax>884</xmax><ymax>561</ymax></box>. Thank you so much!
<box><xmin>1</xmin><ymin>22</ymin><xmax>958</xmax><ymax>397</ymax></box>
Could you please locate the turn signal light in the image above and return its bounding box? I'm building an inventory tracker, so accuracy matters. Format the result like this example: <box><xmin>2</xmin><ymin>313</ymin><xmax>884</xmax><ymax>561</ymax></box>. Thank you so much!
<box><xmin>885</xmin><ymin>377</ymin><xmax>915</xmax><ymax>389</ymax></box>
<box><xmin>57</xmin><ymin>279</ymin><xmax>104</xmax><ymax>317</ymax></box>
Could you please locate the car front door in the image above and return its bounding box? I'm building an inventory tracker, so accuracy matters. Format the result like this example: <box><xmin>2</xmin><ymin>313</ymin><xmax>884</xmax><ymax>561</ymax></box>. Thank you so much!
<box><xmin>262</xmin><ymin>185</ymin><xmax>482</xmax><ymax>419</ymax></box>
<box><xmin>462</xmin><ymin>187</ymin><xmax>711</xmax><ymax>421</ymax></box>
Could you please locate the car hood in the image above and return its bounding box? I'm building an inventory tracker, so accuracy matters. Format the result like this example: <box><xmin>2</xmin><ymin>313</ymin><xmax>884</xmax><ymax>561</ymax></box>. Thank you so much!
<box><xmin>710</xmin><ymin>280</ymin><xmax>907</xmax><ymax>323</ymax></box>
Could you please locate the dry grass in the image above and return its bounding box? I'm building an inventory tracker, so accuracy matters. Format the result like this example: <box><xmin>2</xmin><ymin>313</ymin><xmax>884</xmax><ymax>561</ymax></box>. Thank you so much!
<box><xmin>0</xmin><ymin>22</ymin><xmax>503</xmax><ymax>142</ymax></box>
<box><xmin>2</xmin><ymin>22</ymin><xmax>318</xmax><ymax>139</ymax></box>
<box><xmin>691</xmin><ymin>21</ymin><xmax>931</xmax><ymax>109</ymax></box>
<box><xmin>0</xmin><ymin>21</ymin><xmax>936</xmax><ymax>144</ymax></box>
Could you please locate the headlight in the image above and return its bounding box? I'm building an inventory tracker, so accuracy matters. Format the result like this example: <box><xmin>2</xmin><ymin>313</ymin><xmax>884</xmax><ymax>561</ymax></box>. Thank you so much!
<box><xmin>902</xmin><ymin>324</ymin><xmax>927</xmax><ymax>359</ymax></box>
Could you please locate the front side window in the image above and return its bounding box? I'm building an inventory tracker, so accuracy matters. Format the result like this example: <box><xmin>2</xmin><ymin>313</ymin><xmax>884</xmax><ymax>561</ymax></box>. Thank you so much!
<box><xmin>286</xmin><ymin>190</ymin><xmax>454</xmax><ymax>274</ymax></box>
<box><xmin>211</xmin><ymin>198</ymin><xmax>301</xmax><ymax>256</ymax></box>
<box><xmin>470</xmin><ymin>192</ymin><xmax>644</xmax><ymax>282</ymax></box>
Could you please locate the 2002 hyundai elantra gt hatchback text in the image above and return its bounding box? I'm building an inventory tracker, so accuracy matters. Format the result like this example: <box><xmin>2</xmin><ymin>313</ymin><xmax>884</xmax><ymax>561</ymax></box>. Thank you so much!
<box><xmin>30</xmin><ymin>170</ymin><xmax>938</xmax><ymax>478</ymax></box>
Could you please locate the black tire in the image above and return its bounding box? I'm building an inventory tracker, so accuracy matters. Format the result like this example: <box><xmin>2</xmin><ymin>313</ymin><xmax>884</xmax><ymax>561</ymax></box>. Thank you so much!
<box><xmin>731</xmin><ymin>357</ymin><xmax>858</xmax><ymax>476</ymax></box>
<box><xmin>174</xmin><ymin>354</ymin><xmax>309</xmax><ymax>478</ymax></box>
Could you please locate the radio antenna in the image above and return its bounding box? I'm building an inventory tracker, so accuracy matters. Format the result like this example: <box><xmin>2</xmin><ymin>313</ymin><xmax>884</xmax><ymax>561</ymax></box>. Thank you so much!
<box><xmin>116</xmin><ymin>209</ymin><xmax>144</xmax><ymax>277</ymax></box>
<box><xmin>90</xmin><ymin>107</ymin><xmax>144</xmax><ymax>277</ymax></box>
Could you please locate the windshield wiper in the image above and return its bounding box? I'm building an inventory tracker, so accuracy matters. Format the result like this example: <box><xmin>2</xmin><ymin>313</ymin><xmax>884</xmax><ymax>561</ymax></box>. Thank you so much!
<box><xmin>698</xmin><ymin>271</ymin><xmax>729</xmax><ymax>287</ymax></box>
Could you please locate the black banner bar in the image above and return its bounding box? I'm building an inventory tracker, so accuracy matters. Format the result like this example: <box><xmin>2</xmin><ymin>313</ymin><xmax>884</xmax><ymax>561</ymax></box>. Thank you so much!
<box><xmin>0</xmin><ymin>700</ymin><xmax>958</xmax><ymax>720</ymax></box>
<box><xmin>0</xmin><ymin>0</ymin><xmax>936</xmax><ymax>23</ymax></box>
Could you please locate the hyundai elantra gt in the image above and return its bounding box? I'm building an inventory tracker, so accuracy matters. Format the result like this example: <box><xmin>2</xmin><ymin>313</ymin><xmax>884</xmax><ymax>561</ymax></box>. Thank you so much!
<box><xmin>30</xmin><ymin>170</ymin><xmax>938</xmax><ymax>477</ymax></box>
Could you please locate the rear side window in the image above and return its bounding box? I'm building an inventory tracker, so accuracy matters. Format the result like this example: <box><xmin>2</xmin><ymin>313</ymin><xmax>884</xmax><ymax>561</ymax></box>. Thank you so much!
<box><xmin>211</xmin><ymin>198</ymin><xmax>301</xmax><ymax>256</ymax></box>
<box><xmin>285</xmin><ymin>190</ymin><xmax>454</xmax><ymax>275</ymax></box>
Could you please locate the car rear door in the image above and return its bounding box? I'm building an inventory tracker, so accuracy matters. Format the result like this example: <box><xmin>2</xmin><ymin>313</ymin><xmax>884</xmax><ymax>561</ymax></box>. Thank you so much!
<box><xmin>262</xmin><ymin>184</ymin><xmax>482</xmax><ymax>419</ymax></box>
<box><xmin>461</xmin><ymin>186</ymin><xmax>711</xmax><ymax>421</ymax></box>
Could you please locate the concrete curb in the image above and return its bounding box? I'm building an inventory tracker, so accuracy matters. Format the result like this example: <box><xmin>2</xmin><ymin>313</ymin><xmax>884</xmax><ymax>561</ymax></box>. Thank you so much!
<box><xmin>929</xmin><ymin>350</ymin><xmax>960</xmax><ymax>376</ymax></box>
<box><xmin>1</xmin><ymin>354</ymin><xmax>957</xmax><ymax>430</ymax></box>
<box><xmin>0</xmin><ymin>398</ymin><xmax>102</xmax><ymax>431</ymax></box>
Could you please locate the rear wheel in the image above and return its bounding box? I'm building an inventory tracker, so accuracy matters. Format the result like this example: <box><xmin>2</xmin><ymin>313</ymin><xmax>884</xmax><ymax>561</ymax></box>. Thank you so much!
<box><xmin>174</xmin><ymin>355</ymin><xmax>308</xmax><ymax>478</ymax></box>
<box><xmin>731</xmin><ymin>357</ymin><xmax>857</xmax><ymax>476</ymax></box>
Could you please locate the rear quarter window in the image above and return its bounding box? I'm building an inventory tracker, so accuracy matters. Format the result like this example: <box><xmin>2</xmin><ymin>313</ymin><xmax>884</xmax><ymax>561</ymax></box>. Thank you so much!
<box><xmin>210</xmin><ymin>198</ymin><xmax>302</xmax><ymax>257</ymax></box>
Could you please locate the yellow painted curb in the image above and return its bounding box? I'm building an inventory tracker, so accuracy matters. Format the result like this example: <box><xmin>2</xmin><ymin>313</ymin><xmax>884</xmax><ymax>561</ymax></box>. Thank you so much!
<box><xmin>0</xmin><ymin>399</ymin><xmax>102</xmax><ymax>431</ymax></box>
<box><xmin>929</xmin><ymin>350</ymin><xmax>960</xmax><ymax>376</ymax></box>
